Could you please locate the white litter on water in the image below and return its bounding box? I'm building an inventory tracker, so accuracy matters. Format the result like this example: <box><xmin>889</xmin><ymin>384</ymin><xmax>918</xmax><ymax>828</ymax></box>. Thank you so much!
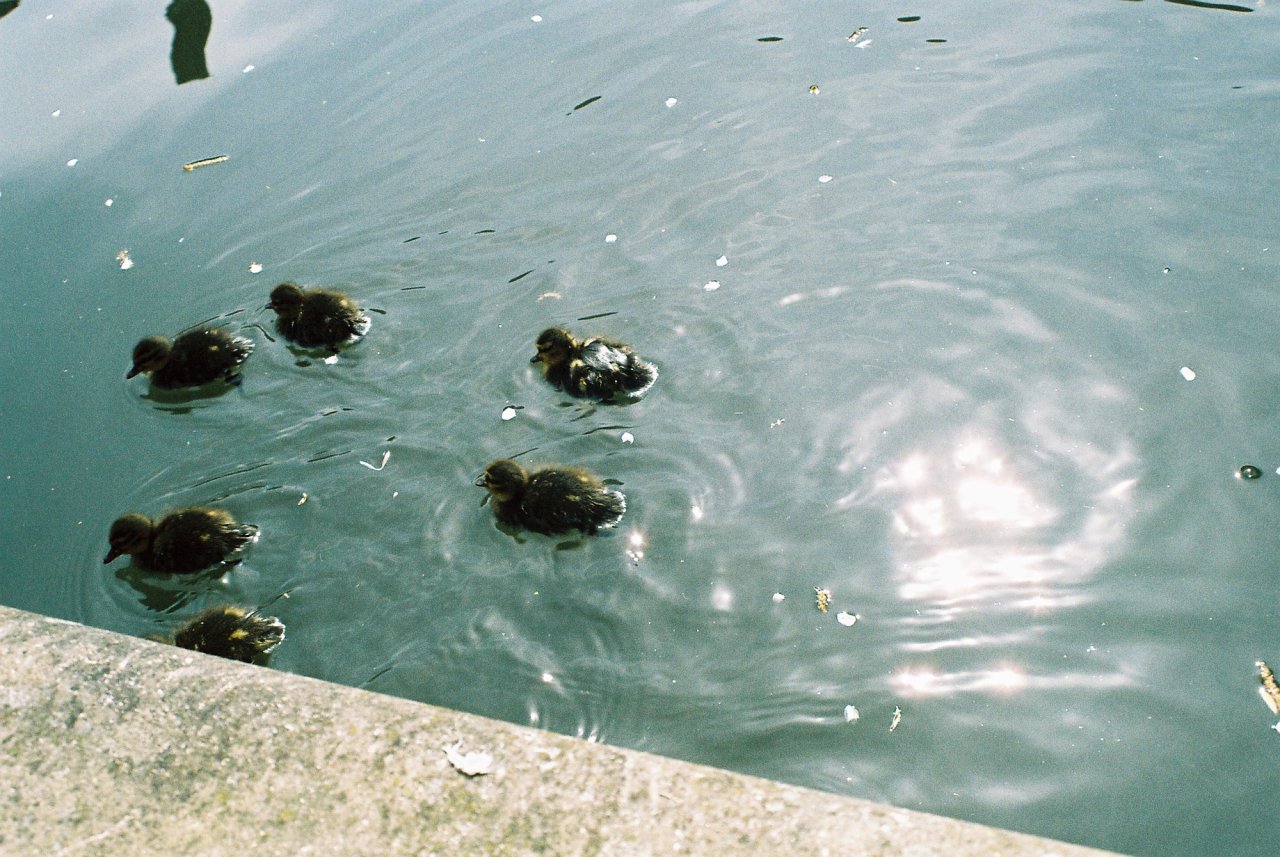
<box><xmin>531</xmin><ymin>14</ymin><xmax>542</xmax><ymax>22</ymax></box>
<box><xmin>116</xmin><ymin>250</ymin><xmax>133</xmax><ymax>270</ymax></box>
<box><xmin>844</xmin><ymin>705</ymin><xmax>860</xmax><ymax>723</ymax></box>
<box><xmin>716</xmin><ymin>255</ymin><xmax>728</xmax><ymax>267</ymax></box>
<box><xmin>323</xmin><ymin>355</ymin><xmax>339</xmax><ymax>365</ymax></box>
<box><xmin>836</xmin><ymin>611</ymin><xmax>859</xmax><ymax>626</ymax></box>
<box><xmin>104</xmin><ymin>199</ymin><xmax>113</xmax><ymax>207</ymax></box>
<box><xmin>605</xmin><ymin>234</ymin><xmax>617</xmax><ymax>243</ymax></box>
<box><xmin>1180</xmin><ymin>366</ymin><xmax>1196</xmax><ymax>381</ymax></box>
<box><xmin>249</xmin><ymin>262</ymin><xmax>264</xmax><ymax>274</ymax></box>
<box><xmin>889</xmin><ymin>706</ymin><xmax>902</xmax><ymax>732</ymax></box>
<box><xmin>819</xmin><ymin>175</ymin><xmax>833</xmax><ymax>183</ymax></box>
<box><xmin>620</xmin><ymin>431</ymin><xmax>634</xmax><ymax>444</ymax></box>
<box><xmin>360</xmin><ymin>451</ymin><xmax>391</xmax><ymax>471</ymax></box>
<box><xmin>66</xmin><ymin>158</ymin><xmax>78</xmax><ymax>167</ymax></box>
<box><xmin>501</xmin><ymin>406</ymin><xmax>517</xmax><ymax>421</ymax></box>
<box><xmin>703</xmin><ymin>280</ymin><xmax>721</xmax><ymax>292</ymax></box>
<box><xmin>665</xmin><ymin>97</ymin><xmax>678</xmax><ymax>107</ymax></box>
<box><xmin>771</xmin><ymin>592</ymin><xmax>785</xmax><ymax>603</ymax></box>
<box><xmin>243</xmin><ymin>65</ymin><xmax>255</xmax><ymax>73</ymax></box>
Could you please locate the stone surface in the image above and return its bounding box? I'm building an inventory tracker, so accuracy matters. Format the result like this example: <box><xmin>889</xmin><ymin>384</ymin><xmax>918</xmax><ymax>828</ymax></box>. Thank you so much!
<box><xmin>0</xmin><ymin>605</ymin><xmax>1123</xmax><ymax>856</ymax></box>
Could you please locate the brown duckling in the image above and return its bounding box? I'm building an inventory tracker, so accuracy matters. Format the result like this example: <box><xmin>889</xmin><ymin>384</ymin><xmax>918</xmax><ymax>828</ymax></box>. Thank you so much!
<box><xmin>267</xmin><ymin>282</ymin><xmax>371</xmax><ymax>350</ymax></box>
<box><xmin>104</xmin><ymin>507</ymin><xmax>259</xmax><ymax>574</ymax></box>
<box><xmin>165</xmin><ymin>605</ymin><xmax>285</xmax><ymax>663</ymax></box>
<box><xmin>475</xmin><ymin>458</ymin><xmax>625</xmax><ymax>535</ymax></box>
<box><xmin>127</xmin><ymin>328</ymin><xmax>253</xmax><ymax>388</ymax></box>
<box><xmin>531</xmin><ymin>327</ymin><xmax>657</xmax><ymax>402</ymax></box>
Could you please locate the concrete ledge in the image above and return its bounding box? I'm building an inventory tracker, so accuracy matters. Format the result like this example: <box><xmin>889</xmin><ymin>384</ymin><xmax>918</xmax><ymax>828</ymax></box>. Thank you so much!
<box><xmin>0</xmin><ymin>605</ymin><xmax>1122</xmax><ymax>856</ymax></box>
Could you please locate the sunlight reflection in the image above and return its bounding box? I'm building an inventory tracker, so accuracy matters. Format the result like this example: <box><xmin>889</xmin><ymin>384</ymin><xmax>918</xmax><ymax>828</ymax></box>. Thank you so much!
<box><xmin>890</xmin><ymin>664</ymin><xmax>1132</xmax><ymax>699</ymax></box>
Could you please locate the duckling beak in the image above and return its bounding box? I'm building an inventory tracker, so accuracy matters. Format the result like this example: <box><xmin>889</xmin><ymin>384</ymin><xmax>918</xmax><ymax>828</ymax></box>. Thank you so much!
<box><xmin>473</xmin><ymin>475</ymin><xmax>488</xmax><ymax>487</ymax></box>
<box><xmin>103</xmin><ymin>548</ymin><xmax>122</xmax><ymax>564</ymax></box>
<box><xmin>125</xmin><ymin>365</ymin><xmax>142</xmax><ymax>379</ymax></box>
<box><xmin>529</xmin><ymin>353</ymin><xmax>542</xmax><ymax>364</ymax></box>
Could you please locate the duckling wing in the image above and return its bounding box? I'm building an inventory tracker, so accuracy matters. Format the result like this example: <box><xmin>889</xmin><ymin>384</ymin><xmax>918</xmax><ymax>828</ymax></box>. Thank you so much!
<box><xmin>523</xmin><ymin>470</ymin><xmax>625</xmax><ymax>534</ymax></box>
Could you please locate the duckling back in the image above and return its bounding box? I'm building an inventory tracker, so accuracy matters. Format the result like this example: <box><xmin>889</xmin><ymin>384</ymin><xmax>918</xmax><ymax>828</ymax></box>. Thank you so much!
<box><xmin>148</xmin><ymin>508</ymin><xmax>258</xmax><ymax>573</ymax></box>
<box><xmin>569</xmin><ymin>337</ymin><xmax>658</xmax><ymax>401</ymax></box>
<box><xmin>277</xmin><ymin>289</ymin><xmax>371</xmax><ymax>350</ymax></box>
<box><xmin>507</xmin><ymin>467</ymin><xmax>626</xmax><ymax>535</ymax></box>
<box><xmin>172</xmin><ymin>605</ymin><xmax>285</xmax><ymax>662</ymax></box>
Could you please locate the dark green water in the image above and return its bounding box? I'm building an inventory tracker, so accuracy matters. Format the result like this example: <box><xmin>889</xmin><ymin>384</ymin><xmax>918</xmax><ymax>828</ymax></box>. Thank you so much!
<box><xmin>3</xmin><ymin>2</ymin><xmax>1278</xmax><ymax>854</ymax></box>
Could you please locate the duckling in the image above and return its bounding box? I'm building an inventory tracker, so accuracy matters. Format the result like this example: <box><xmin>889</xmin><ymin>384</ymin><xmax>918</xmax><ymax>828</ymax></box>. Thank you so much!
<box><xmin>103</xmin><ymin>507</ymin><xmax>259</xmax><ymax>574</ymax></box>
<box><xmin>267</xmin><ymin>282</ymin><xmax>371</xmax><ymax>350</ymax></box>
<box><xmin>127</xmin><ymin>328</ymin><xmax>253</xmax><ymax>388</ymax></box>
<box><xmin>475</xmin><ymin>458</ymin><xmax>625</xmax><ymax>535</ymax></box>
<box><xmin>531</xmin><ymin>327</ymin><xmax>658</xmax><ymax>402</ymax></box>
<box><xmin>167</xmin><ymin>605</ymin><xmax>285</xmax><ymax>663</ymax></box>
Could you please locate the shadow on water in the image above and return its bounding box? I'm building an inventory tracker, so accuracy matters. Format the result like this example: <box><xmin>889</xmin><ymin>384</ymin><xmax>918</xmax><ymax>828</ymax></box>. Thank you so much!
<box><xmin>166</xmin><ymin>0</ymin><xmax>212</xmax><ymax>84</ymax></box>
<box><xmin>0</xmin><ymin>2</ymin><xmax>18</xmax><ymax>23</ymax></box>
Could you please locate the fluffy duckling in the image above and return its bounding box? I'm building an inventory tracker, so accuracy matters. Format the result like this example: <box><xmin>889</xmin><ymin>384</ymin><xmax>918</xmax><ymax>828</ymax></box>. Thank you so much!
<box><xmin>267</xmin><ymin>282</ymin><xmax>371</xmax><ymax>350</ymax></box>
<box><xmin>475</xmin><ymin>458</ymin><xmax>625</xmax><ymax>535</ymax></box>
<box><xmin>104</xmin><ymin>507</ymin><xmax>258</xmax><ymax>574</ymax></box>
<box><xmin>127</xmin><ymin>328</ymin><xmax>253</xmax><ymax>388</ymax></box>
<box><xmin>531</xmin><ymin>327</ymin><xmax>658</xmax><ymax>402</ymax></box>
<box><xmin>168</xmin><ymin>605</ymin><xmax>285</xmax><ymax>663</ymax></box>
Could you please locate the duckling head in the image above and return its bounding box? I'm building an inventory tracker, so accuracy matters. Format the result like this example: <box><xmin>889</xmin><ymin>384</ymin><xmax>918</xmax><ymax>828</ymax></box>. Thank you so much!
<box><xmin>267</xmin><ymin>282</ymin><xmax>305</xmax><ymax>319</ymax></box>
<box><xmin>104</xmin><ymin>513</ymin><xmax>154</xmax><ymax>563</ymax></box>
<box><xmin>127</xmin><ymin>335</ymin><xmax>172</xmax><ymax>379</ymax></box>
<box><xmin>474</xmin><ymin>459</ymin><xmax>528</xmax><ymax>502</ymax></box>
<box><xmin>531</xmin><ymin>327</ymin><xmax>577</xmax><ymax>370</ymax></box>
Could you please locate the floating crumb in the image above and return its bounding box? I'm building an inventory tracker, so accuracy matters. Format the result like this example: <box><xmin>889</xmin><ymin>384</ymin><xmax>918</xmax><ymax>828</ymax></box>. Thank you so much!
<box><xmin>66</xmin><ymin>158</ymin><xmax>78</xmax><ymax>167</ymax></box>
<box><xmin>844</xmin><ymin>705</ymin><xmax>860</xmax><ymax>723</ymax></box>
<box><xmin>605</xmin><ymin>234</ymin><xmax>618</xmax><ymax>243</ymax></box>
<box><xmin>182</xmin><ymin>155</ymin><xmax>228</xmax><ymax>171</ymax></box>
<box><xmin>501</xmin><ymin>407</ymin><xmax>517</xmax><ymax>421</ymax></box>
<box><xmin>537</xmin><ymin>291</ymin><xmax>563</xmax><ymax>301</ymax></box>
<box><xmin>444</xmin><ymin>743</ymin><xmax>494</xmax><ymax>777</ymax></box>
<box><xmin>116</xmin><ymin>249</ymin><xmax>134</xmax><ymax>270</ymax></box>
<box><xmin>298</xmin><ymin>492</ymin><xmax>307</xmax><ymax>506</ymax></box>
<box><xmin>1258</xmin><ymin>660</ymin><xmax>1280</xmax><ymax>716</ymax></box>
<box><xmin>703</xmin><ymin>280</ymin><xmax>721</xmax><ymax>292</ymax></box>
<box><xmin>836</xmin><ymin>611</ymin><xmax>859</xmax><ymax>626</ymax></box>
<box><xmin>889</xmin><ymin>706</ymin><xmax>902</xmax><ymax>732</ymax></box>
<box><xmin>620</xmin><ymin>431</ymin><xmax>634</xmax><ymax>444</ymax></box>
<box><xmin>1179</xmin><ymin>366</ymin><xmax>1196</xmax><ymax>381</ymax></box>
<box><xmin>808</xmin><ymin>84</ymin><xmax>820</xmax><ymax>95</ymax></box>
<box><xmin>847</xmin><ymin>27</ymin><xmax>869</xmax><ymax>43</ymax></box>
<box><xmin>248</xmin><ymin>262</ymin><xmax>263</xmax><ymax>274</ymax></box>
<box><xmin>104</xmin><ymin>199</ymin><xmax>113</xmax><ymax>207</ymax></box>
<box><xmin>665</xmin><ymin>97</ymin><xmax>678</xmax><ymax>108</ymax></box>
<box><xmin>716</xmin><ymin>255</ymin><xmax>728</xmax><ymax>267</ymax></box>
<box><xmin>771</xmin><ymin>592</ymin><xmax>785</xmax><ymax>603</ymax></box>
<box><xmin>322</xmin><ymin>355</ymin><xmax>339</xmax><ymax>365</ymax></box>
<box><xmin>819</xmin><ymin>175</ymin><xmax>833</xmax><ymax>183</ymax></box>
<box><xmin>814</xmin><ymin>587</ymin><xmax>831</xmax><ymax>613</ymax></box>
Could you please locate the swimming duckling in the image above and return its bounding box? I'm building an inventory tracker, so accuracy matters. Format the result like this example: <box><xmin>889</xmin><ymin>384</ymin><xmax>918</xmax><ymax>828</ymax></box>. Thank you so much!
<box><xmin>475</xmin><ymin>458</ymin><xmax>625</xmax><ymax>535</ymax></box>
<box><xmin>167</xmin><ymin>605</ymin><xmax>285</xmax><ymax>663</ymax></box>
<box><xmin>104</xmin><ymin>507</ymin><xmax>259</xmax><ymax>574</ymax></box>
<box><xmin>127</xmin><ymin>328</ymin><xmax>253</xmax><ymax>388</ymax></box>
<box><xmin>531</xmin><ymin>327</ymin><xmax>658</xmax><ymax>402</ymax></box>
<box><xmin>267</xmin><ymin>282</ymin><xmax>371</xmax><ymax>350</ymax></box>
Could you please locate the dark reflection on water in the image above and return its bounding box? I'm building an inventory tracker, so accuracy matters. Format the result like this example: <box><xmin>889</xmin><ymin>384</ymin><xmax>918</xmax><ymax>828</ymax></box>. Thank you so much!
<box><xmin>0</xmin><ymin>2</ymin><xmax>18</xmax><ymax>23</ymax></box>
<box><xmin>166</xmin><ymin>0</ymin><xmax>212</xmax><ymax>84</ymax></box>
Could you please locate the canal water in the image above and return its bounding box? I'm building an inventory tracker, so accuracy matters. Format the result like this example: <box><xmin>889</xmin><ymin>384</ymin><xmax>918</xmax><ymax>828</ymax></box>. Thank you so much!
<box><xmin>1</xmin><ymin>2</ymin><xmax>1277</xmax><ymax>854</ymax></box>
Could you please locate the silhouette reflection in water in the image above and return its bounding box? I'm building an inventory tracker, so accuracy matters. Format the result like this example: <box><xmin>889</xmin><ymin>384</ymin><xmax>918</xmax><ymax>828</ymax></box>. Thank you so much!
<box><xmin>166</xmin><ymin>0</ymin><xmax>212</xmax><ymax>84</ymax></box>
<box><xmin>0</xmin><ymin>2</ymin><xmax>20</xmax><ymax>22</ymax></box>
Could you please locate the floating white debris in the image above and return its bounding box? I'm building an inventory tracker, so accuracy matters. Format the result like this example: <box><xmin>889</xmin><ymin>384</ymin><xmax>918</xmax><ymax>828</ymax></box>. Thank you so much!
<box><xmin>703</xmin><ymin>280</ymin><xmax>721</xmax><ymax>292</ymax></box>
<box><xmin>531</xmin><ymin>14</ymin><xmax>543</xmax><ymax>22</ymax></box>
<box><xmin>690</xmin><ymin>504</ymin><xmax>704</xmax><ymax>522</ymax></box>
<box><xmin>66</xmin><ymin>158</ymin><xmax>78</xmax><ymax>167</ymax></box>
<box><xmin>541</xmin><ymin>671</ymin><xmax>555</xmax><ymax>684</ymax></box>
<box><xmin>323</xmin><ymin>354</ymin><xmax>339</xmax><ymax>365</ymax></box>
<box><xmin>847</xmin><ymin>27</ymin><xmax>869</xmax><ymax>43</ymax></box>
<box><xmin>298</xmin><ymin>493</ymin><xmax>308</xmax><ymax>506</ymax></box>
<box><xmin>537</xmin><ymin>291</ymin><xmax>562</xmax><ymax>301</ymax></box>
<box><xmin>819</xmin><ymin>175</ymin><xmax>833</xmax><ymax>183</ymax></box>
<box><xmin>1180</xmin><ymin>366</ymin><xmax>1196</xmax><ymax>381</ymax></box>
<box><xmin>51</xmin><ymin>109</ymin><xmax>61</xmax><ymax>118</ymax></box>
<box><xmin>605</xmin><ymin>234</ymin><xmax>618</xmax><ymax>243</ymax></box>
<box><xmin>889</xmin><ymin>706</ymin><xmax>902</xmax><ymax>732</ymax></box>
<box><xmin>116</xmin><ymin>249</ymin><xmax>133</xmax><ymax>270</ymax></box>
<box><xmin>716</xmin><ymin>255</ymin><xmax>728</xmax><ymax>267</ymax></box>
<box><xmin>808</xmin><ymin>84</ymin><xmax>820</xmax><ymax>95</ymax></box>
<box><xmin>620</xmin><ymin>431</ymin><xmax>634</xmax><ymax>444</ymax></box>
<box><xmin>665</xmin><ymin>97</ymin><xmax>678</xmax><ymax>108</ymax></box>
<box><xmin>359</xmin><ymin>450</ymin><xmax>391</xmax><ymax>471</ymax></box>
<box><xmin>248</xmin><ymin>262</ymin><xmax>264</xmax><ymax>274</ymax></box>
<box><xmin>770</xmin><ymin>418</ymin><xmax>785</xmax><ymax>428</ymax></box>
<box><xmin>843</xmin><ymin>705</ymin><xmax>860</xmax><ymax>723</ymax></box>
<box><xmin>104</xmin><ymin>199</ymin><xmax>113</xmax><ymax>207</ymax></box>
<box><xmin>444</xmin><ymin>743</ymin><xmax>493</xmax><ymax>777</ymax></box>
<box><xmin>836</xmin><ymin>611</ymin><xmax>859</xmax><ymax>626</ymax></box>
<box><xmin>501</xmin><ymin>406</ymin><xmax>517</xmax><ymax>421</ymax></box>
<box><xmin>243</xmin><ymin>64</ymin><xmax>255</xmax><ymax>73</ymax></box>
<box><xmin>771</xmin><ymin>592</ymin><xmax>785</xmax><ymax>603</ymax></box>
